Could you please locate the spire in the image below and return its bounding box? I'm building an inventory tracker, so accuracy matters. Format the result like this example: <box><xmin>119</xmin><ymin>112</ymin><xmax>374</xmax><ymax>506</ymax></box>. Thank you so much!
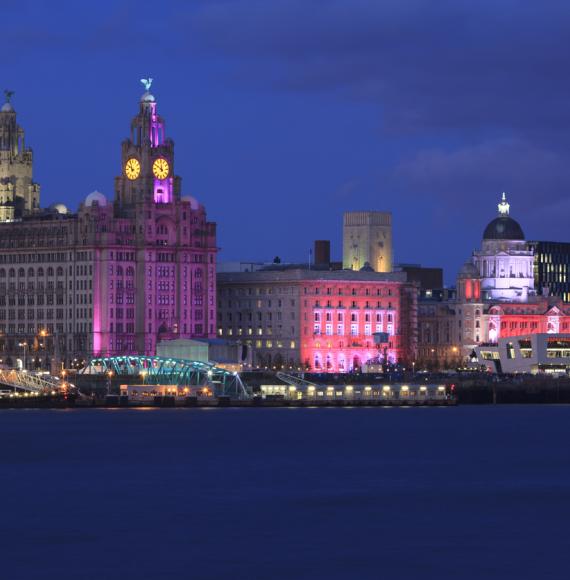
<box><xmin>498</xmin><ymin>191</ymin><xmax>510</xmax><ymax>216</ymax></box>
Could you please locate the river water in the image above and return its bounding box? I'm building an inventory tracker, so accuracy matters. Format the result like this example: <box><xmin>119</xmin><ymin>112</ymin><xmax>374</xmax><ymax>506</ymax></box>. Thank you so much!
<box><xmin>1</xmin><ymin>406</ymin><xmax>569</xmax><ymax>579</ymax></box>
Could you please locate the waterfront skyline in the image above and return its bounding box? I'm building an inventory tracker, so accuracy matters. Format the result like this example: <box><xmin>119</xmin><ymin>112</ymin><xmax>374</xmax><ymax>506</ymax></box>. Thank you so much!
<box><xmin>5</xmin><ymin>1</ymin><xmax>570</xmax><ymax>280</ymax></box>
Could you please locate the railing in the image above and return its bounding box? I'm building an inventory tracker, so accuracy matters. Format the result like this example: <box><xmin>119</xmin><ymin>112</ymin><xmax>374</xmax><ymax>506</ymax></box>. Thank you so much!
<box><xmin>0</xmin><ymin>370</ymin><xmax>63</xmax><ymax>393</ymax></box>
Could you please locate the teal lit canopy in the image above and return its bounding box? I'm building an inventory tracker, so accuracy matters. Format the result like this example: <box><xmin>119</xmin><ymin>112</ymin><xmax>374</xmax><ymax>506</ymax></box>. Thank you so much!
<box><xmin>80</xmin><ymin>356</ymin><xmax>248</xmax><ymax>398</ymax></box>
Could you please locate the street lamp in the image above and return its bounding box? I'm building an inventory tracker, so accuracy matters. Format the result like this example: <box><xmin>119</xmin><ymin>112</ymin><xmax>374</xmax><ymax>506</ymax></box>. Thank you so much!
<box><xmin>18</xmin><ymin>341</ymin><xmax>28</xmax><ymax>371</ymax></box>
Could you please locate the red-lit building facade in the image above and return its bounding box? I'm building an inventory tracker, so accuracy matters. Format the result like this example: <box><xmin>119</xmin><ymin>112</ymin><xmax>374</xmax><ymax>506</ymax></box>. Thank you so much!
<box><xmin>217</xmin><ymin>269</ymin><xmax>418</xmax><ymax>372</ymax></box>
<box><xmin>418</xmin><ymin>193</ymin><xmax>570</xmax><ymax>368</ymax></box>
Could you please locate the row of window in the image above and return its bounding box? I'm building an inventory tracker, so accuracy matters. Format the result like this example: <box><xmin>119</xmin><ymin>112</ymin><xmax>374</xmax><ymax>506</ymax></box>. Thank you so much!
<box><xmin>304</xmin><ymin>287</ymin><xmax>394</xmax><ymax>297</ymax></box>
<box><xmin>311</xmin><ymin>300</ymin><xmax>395</xmax><ymax>309</ymax></box>
<box><xmin>220</xmin><ymin>286</ymin><xmax>295</xmax><ymax>296</ymax></box>
<box><xmin>0</xmin><ymin>252</ymin><xmax>67</xmax><ymax>263</ymax></box>
<box><xmin>0</xmin><ymin>307</ymin><xmax>93</xmax><ymax>320</ymax></box>
<box><xmin>222</xmin><ymin>299</ymin><xmax>294</xmax><ymax>309</ymax></box>
<box><xmin>218</xmin><ymin>326</ymin><xmax>295</xmax><ymax>337</ymax></box>
<box><xmin>312</xmin><ymin>323</ymin><xmax>393</xmax><ymax>337</ymax></box>
<box><xmin>220</xmin><ymin>311</ymin><xmax>291</xmax><ymax>322</ymax></box>
<box><xmin>314</xmin><ymin>312</ymin><xmax>393</xmax><ymax>323</ymax></box>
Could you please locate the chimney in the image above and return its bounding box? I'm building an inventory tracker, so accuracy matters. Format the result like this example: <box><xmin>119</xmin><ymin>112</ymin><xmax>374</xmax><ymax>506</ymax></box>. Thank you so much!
<box><xmin>314</xmin><ymin>240</ymin><xmax>330</xmax><ymax>269</ymax></box>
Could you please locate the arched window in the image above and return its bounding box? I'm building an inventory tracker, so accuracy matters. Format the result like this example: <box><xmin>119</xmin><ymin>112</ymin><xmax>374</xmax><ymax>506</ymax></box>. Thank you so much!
<box><xmin>126</xmin><ymin>266</ymin><xmax>135</xmax><ymax>277</ymax></box>
<box><xmin>314</xmin><ymin>353</ymin><xmax>322</xmax><ymax>370</ymax></box>
<box><xmin>37</xmin><ymin>268</ymin><xmax>44</xmax><ymax>277</ymax></box>
<box><xmin>18</xmin><ymin>268</ymin><xmax>25</xmax><ymax>277</ymax></box>
<box><xmin>0</xmin><ymin>269</ymin><xmax>5</xmax><ymax>278</ymax></box>
<box><xmin>47</xmin><ymin>267</ymin><xmax>54</xmax><ymax>277</ymax></box>
<box><xmin>27</xmin><ymin>267</ymin><xmax>34</xmax><ymax>277</ymax></box>
<box><xmin>116</xmin><ymin>265</ymin><xmax>123</xmax><ymax>276</ymax></box>
<box><xmin>56</xmin><ymin>266</ymin><xmax>64</xmax><ymax>276</ymax></box>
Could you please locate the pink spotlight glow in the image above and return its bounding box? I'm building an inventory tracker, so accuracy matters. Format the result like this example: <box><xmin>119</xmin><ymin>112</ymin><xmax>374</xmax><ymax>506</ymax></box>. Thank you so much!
<box><xmin>153</xmin><ymin>177</ymin><xmax>173</xmax><ymax>203</ymax></box>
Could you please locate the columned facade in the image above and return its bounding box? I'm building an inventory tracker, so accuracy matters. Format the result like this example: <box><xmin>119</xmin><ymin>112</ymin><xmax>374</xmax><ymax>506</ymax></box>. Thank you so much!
<box><xmin>0</xmin><ymin>85</ymin><xmax>217</xmax><ymax>371</ymax></box>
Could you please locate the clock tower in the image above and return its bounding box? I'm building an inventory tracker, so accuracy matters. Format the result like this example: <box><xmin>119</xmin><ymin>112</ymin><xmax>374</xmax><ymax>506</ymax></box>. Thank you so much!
<box><xmin>115</xmin><ymin>79</ymin><xmax>181</xmax><ymax>214</ymax></box>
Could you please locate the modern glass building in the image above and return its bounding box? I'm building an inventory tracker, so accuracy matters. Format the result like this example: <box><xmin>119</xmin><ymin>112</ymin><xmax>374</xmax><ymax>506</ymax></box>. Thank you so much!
<box><xmin>527</xmin><ymin>241</ymin><xmax>570</xmax><ymax>302</ymax></box>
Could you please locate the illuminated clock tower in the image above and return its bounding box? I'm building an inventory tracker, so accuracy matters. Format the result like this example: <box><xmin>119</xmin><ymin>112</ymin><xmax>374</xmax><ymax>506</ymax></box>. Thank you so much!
<box><xmin>115</xmin><ymin>79</ymin><xmax>181</xmax><ymax>214</ymax></box>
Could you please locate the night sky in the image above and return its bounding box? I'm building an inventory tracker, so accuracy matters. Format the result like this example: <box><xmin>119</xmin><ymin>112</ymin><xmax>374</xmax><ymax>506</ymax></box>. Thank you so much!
<box><xmin>4</xmin><ymin>1</ymin><xmax>570</xmax><ymax>282</ymax></box>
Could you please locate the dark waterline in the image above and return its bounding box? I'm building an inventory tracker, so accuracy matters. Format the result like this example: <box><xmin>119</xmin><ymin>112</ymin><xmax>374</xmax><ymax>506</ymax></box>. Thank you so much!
<box><xmin>1</xmin><ymin>406</ymin><xmax>569</xmax><ymax>580</ymax></box>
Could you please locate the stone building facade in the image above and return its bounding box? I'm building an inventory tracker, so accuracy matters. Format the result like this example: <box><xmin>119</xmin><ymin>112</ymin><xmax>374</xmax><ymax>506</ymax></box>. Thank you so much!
<box><xmin>217</xmin><ymin>268</ymin><xmax>417</xmax><ymax>372</ymax></box>
<box><xmin>0</xmin><ymin>93</ymin><xmax>40</xmax><ymax>222</ymax></box>
<box><xmin>416</xmin><ymin>289</ymin><xmax>462</xmax><ymax>369</ymax></box>
<box><xmin>342</xmin><ymin>211</ymin><xmax>392</xmax><ymax>272</ymax></box>
<box><xmin>0</xmin><ymin>86</ymin><xmax>217</xmax><ymax>370</ymax></box>
<box><xmin>417</xmin><ymin>193</ymin><xmax>570</xmax><ymax>369</ymax></box>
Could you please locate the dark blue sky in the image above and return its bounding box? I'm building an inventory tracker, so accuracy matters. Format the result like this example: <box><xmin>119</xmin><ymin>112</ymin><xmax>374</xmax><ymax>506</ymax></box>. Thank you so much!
<box><xmin>4</xmin><ymin>1</ymin><xmax>570</xmax><ymax>282</ymax></box>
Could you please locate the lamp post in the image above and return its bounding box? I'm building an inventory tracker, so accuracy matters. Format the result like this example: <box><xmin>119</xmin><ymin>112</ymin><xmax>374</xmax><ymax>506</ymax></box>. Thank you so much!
<box><xmin>18</xmin><ymin>341</ymin><xmax>28</xmax><ymax>371</ymax></box>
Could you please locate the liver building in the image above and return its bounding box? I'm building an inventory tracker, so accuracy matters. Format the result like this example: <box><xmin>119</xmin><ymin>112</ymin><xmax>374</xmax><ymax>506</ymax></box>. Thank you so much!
<box><xmin>0</xmin><ymin>83</ymin><xmax>217</xmax><ymax>371</ymax></box>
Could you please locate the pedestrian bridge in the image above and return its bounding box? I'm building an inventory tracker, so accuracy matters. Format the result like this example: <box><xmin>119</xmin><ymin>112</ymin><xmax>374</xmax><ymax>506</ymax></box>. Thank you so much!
<box><xmin>0</xmin><ymin>370</ymin><xmax>63</xmax><ymax>393</ymax></box>
<box><xmin>80</xmin><ymin>355</ymin><xmax>249</xmax><ymax>399</ymax></box>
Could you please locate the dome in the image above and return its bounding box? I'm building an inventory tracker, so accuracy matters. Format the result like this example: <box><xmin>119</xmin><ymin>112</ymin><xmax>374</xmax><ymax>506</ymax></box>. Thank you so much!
<box><xmin>141</xmin><ymin>91</ymin><xmax>155</xmax><ymax>103</ymax></box>
<box><xmin>483</xmin><ymin>216</ymin><xmax>525</xmax><ymax>241</ymax></box>
<box><xmin>1</xmin><ymin>102</ymin><xmax>14</xmax><ymax>112</ymax></box>
<box><xmin>181</xmin><ymin>195</ymin><xmax>200</xmax><ymax>210</ymax></box>
<box><xmin>84</xmin><ymin>190</ymin><xmax>107</xmax><ymax>207</ymax></box>
<box><xmin>458</xmin><ymin>260</ymin><xmax>480</xmax><ymax>279</ymax></box>
<box><xmin>49</xmin><ymin>203</ymin><xmax>68</xmax><ymax>215</ymax></box>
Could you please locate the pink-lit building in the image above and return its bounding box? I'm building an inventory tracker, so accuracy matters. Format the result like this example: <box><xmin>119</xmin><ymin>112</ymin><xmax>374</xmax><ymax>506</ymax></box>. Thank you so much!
<box><xmin>0</xmin><ymin>85</ymin><xmax>217</xmax><ymax>369</ymax></box>
<box><xmin>417</xmin><ymin>193</ymin><xmax>570</xmax><ymax>369</ymax></box>
<box><xmin>217</xmin><ymin>269</ymin><xmax>418</xmax><ymax>372</ymax></box>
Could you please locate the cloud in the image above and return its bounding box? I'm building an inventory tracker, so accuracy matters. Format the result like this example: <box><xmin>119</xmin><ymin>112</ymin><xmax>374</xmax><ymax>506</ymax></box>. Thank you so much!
<box><xmin>176</xmin><ymin>0</ymin><xmax>570</xmax><ymax>138</ymax></box>
<box><xmin>393</xmin><ymin>138</ymin><xmax>570</xmax><ymax>201</ymax></box>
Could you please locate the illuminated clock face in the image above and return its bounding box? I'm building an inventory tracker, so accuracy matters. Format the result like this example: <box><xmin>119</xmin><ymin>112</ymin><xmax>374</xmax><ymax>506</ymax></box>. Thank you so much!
<box><xmin>125</xmin><ymin>158</ymin><xmax>141</xmax><ymax>180</ymax></box>
<box><xmin>152</xmin><ymin>158</ymin><xmax>170</xmax><ymax>180</ymax></box>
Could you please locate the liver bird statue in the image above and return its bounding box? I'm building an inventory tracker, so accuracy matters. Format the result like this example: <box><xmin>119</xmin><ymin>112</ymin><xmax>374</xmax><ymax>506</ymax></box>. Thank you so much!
<box><xmin>140</xmin><ymin>78</ymin><xmax>153</xmax><ymax>92</ymax></box>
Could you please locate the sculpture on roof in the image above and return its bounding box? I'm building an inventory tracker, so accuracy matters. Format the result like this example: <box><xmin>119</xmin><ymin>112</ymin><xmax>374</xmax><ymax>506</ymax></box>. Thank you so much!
<box><xmin>140</xmin><ymin>78</ymin><xmax>153</xmax><ymax>92</ymax></box>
